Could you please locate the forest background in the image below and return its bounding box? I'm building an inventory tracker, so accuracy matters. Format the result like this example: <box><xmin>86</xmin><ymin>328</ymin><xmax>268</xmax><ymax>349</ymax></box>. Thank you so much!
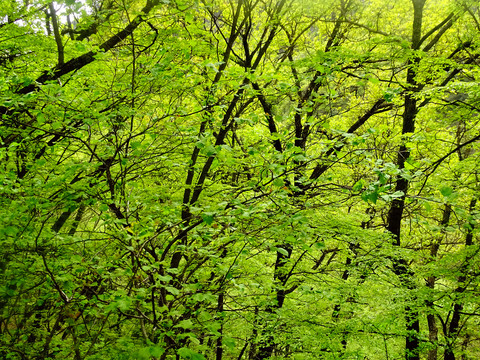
<box><xmin>1</xmin><ymin>0</ymin><xmax>480</xmax><ymax>359</ymax></box>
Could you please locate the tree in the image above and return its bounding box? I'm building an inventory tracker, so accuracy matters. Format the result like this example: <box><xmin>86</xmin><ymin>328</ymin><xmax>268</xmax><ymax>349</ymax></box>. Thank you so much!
<box><xmin>1</xmin><ymin>0</ymin><xmax>480</xmax><ymax>359</ymax></box>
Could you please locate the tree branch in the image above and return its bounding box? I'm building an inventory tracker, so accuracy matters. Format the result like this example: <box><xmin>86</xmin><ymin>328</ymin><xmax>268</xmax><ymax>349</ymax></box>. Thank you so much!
<box><xmin>48</xmin><ymin>2</ymin><xmax>64</xmax><ymax>66</ymax></box>
<box><xmin>309</xmin><ymin>98</ymin><xmax>391</xmax><ymax>180</ymax></box>
<box><xmin>419</xmin><ymin>12</ymin><xmax>455</xmax><ymax>48</ymax></box>
<box><xmin>16</xmin><ymin>0</ymin><xmax>161</xmax><ymax>95</ymax></box>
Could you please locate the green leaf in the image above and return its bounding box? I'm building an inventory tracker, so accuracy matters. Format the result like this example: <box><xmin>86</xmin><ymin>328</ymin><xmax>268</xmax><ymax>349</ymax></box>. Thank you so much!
<box><xmin>37</xmin><ymin>113</ymin><xmax>45</xmax><ymax>124</ymax></box>
<box><xmin>204</xmin><ymin>144</ymin><xmax>217</xmax><ymax>156</ymax></box>
<box><xmin>165</xmin><ymin>286</ymin><xmax>180</xmax><ymax>295</ymax></box>
<box><xmin>178</xmin><ymin>347</ymin><xmax>206</xmax><ymax>360</ymax></box>
<box><xmin>292</xmin><ymin>154</ymin><xmax>309</xmax><ymax>162</ymax></box>
<box><xmin>175</xmin><ymin>319</ymin><xmax>194</xmax><ymax>329</ymax></box>
<box><xmin>352</xmin><ymin>179</ymin><xmax>365</xmax><ymax>191</ymax></box>
<box><xmin>223</xmin><ymin>336</ymin><xmax>236</xmax><ymax>349</ymax></box>
<box><xmin>149</xmin><ymin>346</ymin><xmax>165</xmax><ymax>357</ymax></box>
<box><xmin>156</xmin><ymin>274</ymin><xmax>172</xmax><ymax>282</ymax></box>
<box><xmin>201</xmin><ymin>212</ymin><xmax>215</xmax><ymax>225</ymax></box>
<box><xmin>440</xmin><ymin>186</ymin><xmax>453</xmax><ymax>197</ymax></box>
<box><xmin>313</xmin><ymin>241</ymin><xmax>325</xmax><ymax>249</ymax></box>
<box><xmin>361</xmin><ymin>190</ymin><xmax>378</xmax><ymax>204</ymax></box>
<box><xmin>391</xmin><ymin>191</ymin><xmax>404</xmax><ymax>198</ymax></box>
<box><xmin>273</xmin><ymin>177</ymin><xmax>285</xmax><ymax>187</ymax></box>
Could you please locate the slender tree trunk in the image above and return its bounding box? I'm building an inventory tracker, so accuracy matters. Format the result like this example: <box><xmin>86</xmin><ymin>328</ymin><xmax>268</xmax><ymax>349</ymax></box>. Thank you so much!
<box><xmin>255</xmin><ymin>243</ymin><xmax>293</xmax><ymax>359</ymax></box>
<box><xmin>331</xmin><ymin>210</ymin><xmax>373</xmax><ymax>354</ymax></box>
<box><xmin>216</xmin><ymin>293</ymin><xmax>224</xmax><ymax>360</ymax></box>
<box><xmin>48</xmin><ymin>2</ymin><xmax>64</xmax><ymax>66</ymax></box>
<box><xmin>386</xmin><ymin>2</ymin><xmax>425</xmax><ymax>359</ymax></box>
<box><xmin>444</xmin><ymin>199</ymin><xmax>476</xmax><ymax>360</ymax></box>
<box><xmin>427</xmin><ymin>204</ymin><xmax>451</xmax><ymax>360</ymax></box>
<box><xmin>427</xmin><ymin>312</ymin><xmax>438</xmax><ymax>360</ymax></box>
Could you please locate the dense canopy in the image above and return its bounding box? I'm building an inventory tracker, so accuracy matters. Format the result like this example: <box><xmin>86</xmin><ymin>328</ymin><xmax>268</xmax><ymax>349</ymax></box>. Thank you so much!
<box><xmin>1</xmin><ymin>0</ymin><xmax>480</xmax><ymax>359</ymax></box>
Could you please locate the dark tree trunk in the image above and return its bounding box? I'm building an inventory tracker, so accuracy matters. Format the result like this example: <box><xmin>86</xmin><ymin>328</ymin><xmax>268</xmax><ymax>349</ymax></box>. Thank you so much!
<box><xmin>386</xmin><ymin>2</ymin><xmax>425</xmax><ymax>359</ymax></box>
<box><xmin>427</xmin><ymin>204</ymin><xmax>451</xmax><ymax>360</ymax></box>
<box><xmin>444</xmin><ymin>199</ymin><xmax>476</xmax><ymax>360</ymax></box>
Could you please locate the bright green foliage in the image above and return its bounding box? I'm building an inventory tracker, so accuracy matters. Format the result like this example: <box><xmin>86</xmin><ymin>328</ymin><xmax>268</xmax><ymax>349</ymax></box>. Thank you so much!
<box><xmin>1</xmin><ymin>0</ymin><xmax>480</xmax><ymax>359</ymax></box>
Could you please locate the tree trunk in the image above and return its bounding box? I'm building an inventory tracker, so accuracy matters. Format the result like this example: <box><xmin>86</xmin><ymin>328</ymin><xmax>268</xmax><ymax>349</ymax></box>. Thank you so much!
<box><xmin>443</xmin><ymin>199</ymin><xmax>476</xmax><ymax>360</ymax></box>
<box><xmin>386</xmin><ymin>2</ymin><xmax>425</xmax><ymax>359</ymax></box>
<box><xmin>427</xmin><ymin>204</ymin><xmax>451</xmax><ymax>360</ymax></box>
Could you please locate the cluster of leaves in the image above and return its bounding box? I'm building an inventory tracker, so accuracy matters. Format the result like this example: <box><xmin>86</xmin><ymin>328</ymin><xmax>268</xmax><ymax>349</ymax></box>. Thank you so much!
<box><xmin>1</xmin><ymin>0</ymin><xmax>480</xmax><ymax>359</ymax></box>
